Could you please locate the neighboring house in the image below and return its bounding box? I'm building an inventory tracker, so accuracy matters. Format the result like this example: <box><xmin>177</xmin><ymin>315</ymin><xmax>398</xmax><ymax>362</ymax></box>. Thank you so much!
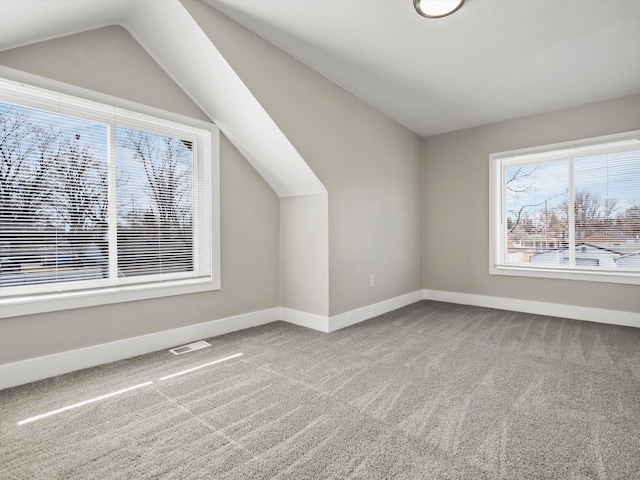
<box><xmin>583</xmin><ymin>240</ymin><xmax>640</xmax><ymax>256</ymax></box>
<box><xmin>530</xmin><ymin>243</ymin><xmax>621</xmax><ymax>268</ymax></box>
<box><xmin>507</xmin><ymin>235</ymin><xmax>565</xmax><ymax>263</ymax></box>
<box><xmin>618</xmin><ymin>253</ymin><xmax>640</xmax><ymax>268</ymax></box>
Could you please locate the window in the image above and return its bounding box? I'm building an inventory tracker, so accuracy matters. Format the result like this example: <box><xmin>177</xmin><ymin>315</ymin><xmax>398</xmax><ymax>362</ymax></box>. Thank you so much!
<box><xmin>490</xmin><ymin>131</ymin><xmax>640</xmax><ymax>285</ymax></box>
<box><xmin>0</xmin><ymin>77</ymin><xmax>219</xmax><ymax>318</ymax></box>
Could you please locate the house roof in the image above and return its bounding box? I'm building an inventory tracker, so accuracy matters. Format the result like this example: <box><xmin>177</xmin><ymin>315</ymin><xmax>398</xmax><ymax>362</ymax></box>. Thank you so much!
<box><xmin>579</xmin><ymin>242</ymin><xmax>640</xmax><ymax>256</ymax></box>
<box><xmin>530</xmin><ymin>242</ymin><xmax>640</xmax><ymax>257</ymax></box>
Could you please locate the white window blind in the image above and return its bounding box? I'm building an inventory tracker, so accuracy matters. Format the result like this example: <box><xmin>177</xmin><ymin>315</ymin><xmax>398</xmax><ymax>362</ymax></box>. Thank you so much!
<box><xmin>0</xmin><ymin>77</ymin><xmax>217</xmax><ymax>310</ymax></box>
<box><xmin>490</xmin><ymin>131</ymin><xmax>640</xmax><ymax>285</ymax></box>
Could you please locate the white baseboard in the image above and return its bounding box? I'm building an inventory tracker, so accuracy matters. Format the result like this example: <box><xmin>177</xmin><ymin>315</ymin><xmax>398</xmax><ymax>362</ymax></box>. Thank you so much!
<box><xmin>9</xmin><ymin>288</ymin><xmax>632</xmax><ymax>391</ymax></box>
<box><xmin>329</xmin><ymin>290</ymin><xmax>425</xmax><ymax>332</ymax></box>
<box><xmin>0</xmin><ymin>289</ymin><xmax>426</xmax><ymax>390</ymax></box>
<box><xmin>280</xmin><ymin>307</ymin><xmax>329</xmax><ymax>332</ymax></box>
<box><xmin>423</xmin><ymin>289</ymin><xmax>640</xmax><ymax>329</ymax></box>
<box><xmin>0</xmin><ymin>307</ymin><xmax>279</xmax><ymax>390</ymax></box>
<box><xmin>280</xmin><ymin>290</ymin><xmax>426</xmax><ymax>333</ymax></box>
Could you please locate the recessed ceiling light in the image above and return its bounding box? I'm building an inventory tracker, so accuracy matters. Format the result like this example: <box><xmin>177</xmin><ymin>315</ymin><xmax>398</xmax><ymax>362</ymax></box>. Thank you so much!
<box><xmin>414</xmin><ymin>0</ymin><xmax>465</xmax><ymax>18</ymax></box>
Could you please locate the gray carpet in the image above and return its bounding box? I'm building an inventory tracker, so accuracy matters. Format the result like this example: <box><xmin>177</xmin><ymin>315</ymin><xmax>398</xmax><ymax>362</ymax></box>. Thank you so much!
<box><xmin>1</xmin><ymin>300</ymin><xmax>639</xmax><ymax>479</ymax></box>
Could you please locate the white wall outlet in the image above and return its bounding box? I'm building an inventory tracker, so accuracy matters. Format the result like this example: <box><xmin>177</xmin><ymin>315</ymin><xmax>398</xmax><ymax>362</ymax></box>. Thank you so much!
<box><xmin>369</xmin><ymin>274</ymin><xmax>375</xmax><ymax>287</ymax></box>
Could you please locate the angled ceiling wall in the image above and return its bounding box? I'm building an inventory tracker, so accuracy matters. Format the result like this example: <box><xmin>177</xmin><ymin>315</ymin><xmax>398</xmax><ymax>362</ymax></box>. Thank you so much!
<box><xmin>0</xmin><ymin>0</ymin><xmax>325</xmax><ymax>198</ymax></box>
<box><xmin>182</xmin><ymin>0</ymin><xmax>423</xmax><ymax>316</ymax></box>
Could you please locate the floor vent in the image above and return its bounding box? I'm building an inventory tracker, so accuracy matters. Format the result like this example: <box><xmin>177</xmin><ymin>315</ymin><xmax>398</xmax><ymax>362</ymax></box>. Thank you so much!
<box><xmin>169</xmin><ymin>340</ymin><xmax>211</xmax><ymax>355</ymax></box>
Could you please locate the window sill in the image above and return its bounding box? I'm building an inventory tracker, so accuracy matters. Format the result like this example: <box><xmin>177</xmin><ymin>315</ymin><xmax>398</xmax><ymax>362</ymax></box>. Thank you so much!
<box><xmin>490</xmin><ymin>264</ymin><xmax>640</xmax><ymax>286</ymax></box>
<box><xmin>0</xmin><ymin>278</ymin><xmax>220</xmax><ymax>319</ymax></box>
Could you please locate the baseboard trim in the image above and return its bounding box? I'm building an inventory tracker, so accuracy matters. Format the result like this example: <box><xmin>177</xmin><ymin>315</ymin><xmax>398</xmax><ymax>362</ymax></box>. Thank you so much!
<box><xmin>423</xmin><ymin>289</ymin><xmax>640</xmax><ymax>329</ymax></box>
<box><xmin>329</xmin><ymin>290</ymin><xmax>425</xmax><ymax>332</ymax></box>
<box><xmin>280</xmin><ymin>290</ymin><xmax>426</xmax><ymax>333</ymax></box>
<box><xmin>0</xmin><ymin>289</ymin><xmax>426</xmax><ymax>390</ymax></box>
<box><xmin>279</xmin><ymin>308</ymin><xmax>330</xmax><ymax>333</ymax></box>
<box><xmin>10</xmin><ymin>288</ymin><xmax>632</xmax><ymax>391</ymax></box>
<box><xmin>0</xmin><ymin>307</ymin><xmax>279</xmax><ymax>390</ymax></box>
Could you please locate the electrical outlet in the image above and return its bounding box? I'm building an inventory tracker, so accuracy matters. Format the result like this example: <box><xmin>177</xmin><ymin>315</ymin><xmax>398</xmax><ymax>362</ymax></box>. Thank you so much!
<box><xmin>369</xmin><ymin>274</ymin><xmax>375</xmax><ymax>287</ymax></box>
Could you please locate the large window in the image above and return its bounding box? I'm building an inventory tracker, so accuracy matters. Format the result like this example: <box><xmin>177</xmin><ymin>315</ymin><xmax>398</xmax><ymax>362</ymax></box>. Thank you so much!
<box><xmin>490</xmin><ymin>131</ymin><xmax>640</xmax><ymax>285</ymax></box>
<box><xmin>0</xmin><ymin>77</ymin><xmax>219</xmax><ymax>317</ymax></box>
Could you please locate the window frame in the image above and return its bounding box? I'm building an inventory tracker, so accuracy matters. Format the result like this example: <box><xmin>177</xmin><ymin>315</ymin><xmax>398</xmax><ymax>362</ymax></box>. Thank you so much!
<box><xmin>0</xmin><ymin>73</ymin><xmax>220</xmax><ymax>318</ymax></box>
<box><xmin>489</xmin><ymin>130</ymin><xmax>640</xmax><ymax>286</ymax></box>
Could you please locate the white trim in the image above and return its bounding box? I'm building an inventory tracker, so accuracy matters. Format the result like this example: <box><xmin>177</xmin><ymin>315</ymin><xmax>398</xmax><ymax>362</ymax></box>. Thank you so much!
<box><xmin>0</xmin><ymin>74</ymin><xmax>222</xmax><ymax>317</ymax></box>
<box><xmin>488</xmin><ymin>264</ymin><xmax>640</xmax><ymax>286</ymax></box>
<box><xmin>0</xmin><ymin>70</ymin><xmax>222</xmax><ymax>317</ymax></box>
<box><xmin>16</xmin><ymin>288</ymin><xmax>634</xmax><ymax>391</ymax></box>
<box><xmin>280</xmin><ymin>290</ymin><xmax>425</xmax><ymax>333</ymax></box>
<box><xmin>280</xmin><ymin>307</ymin><xmax>329</xmax><ymax>333</ymax></box>
<box><xmin>0</xmin><ymin>307</ymin><xmax>278</xmax><ymax>390</ymax></box>
<box><xmin>491</xmin><ymin>132</ymin><xmax>640</xmax><ymax>163</ymax></box>
<box><xmin>0</xmin><ymin>291</ymin><xmax>429</xmax><ymax>390</ymax></box>
<box><xmin>423</xmin><ymin>289</ymin><xmax>640</xmax><ymax>329</ymax></box>
<box><xmin>489</xmin><ymin>129</ymin><xmax>640</xmax><ymax>286</ymax></box>
<box><xmin>5</xmin><ymin>290</ymin><xmax>637</xmax><ymax>391</ymax></box>
<box><xmin>0</xmin><ymin>280</ymin><xmax>217</xmax><ymax>319</ymax></box>
<box><xmin>329</xmin><ymin>290</ymin><xmax>425</xmax><ymax>332</ymax></box>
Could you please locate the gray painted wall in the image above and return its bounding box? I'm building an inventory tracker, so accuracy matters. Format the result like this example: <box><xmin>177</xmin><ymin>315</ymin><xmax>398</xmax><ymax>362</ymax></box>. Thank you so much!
<box><xmin>423</xmin><ymin>93</ymin><xmax>640</xmax><ymax>313</ymax></box>
<box><xmin>183</xmin><ymin>0</ymin><xmax>424</xmax><ymax>316</ymax></box>
<box><xmin>0</xmin><ymin>26</ymin><xmax>280</xmax><ymax>364</ymax></box>
<box><xmin>280</xmin><ymin>193</ymin><xmax>329</xmax><ymax>316</ymax></box>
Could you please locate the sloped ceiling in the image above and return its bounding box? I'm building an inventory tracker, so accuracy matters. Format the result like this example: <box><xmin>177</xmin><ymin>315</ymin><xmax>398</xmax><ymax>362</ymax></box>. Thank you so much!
<box><xmin>4</xmin><ymin>0</ymin><xmax>638</xmax><ymax>175</ymax></box>
<box><xmin>205</xmin><ymin>0</ymin><xmax>640</xmax><ymax>137</ymax></box>
<box><xmin>0</xmin><ymin>0</ymin><xmax>326</xmax><ymax>198</ymax></box>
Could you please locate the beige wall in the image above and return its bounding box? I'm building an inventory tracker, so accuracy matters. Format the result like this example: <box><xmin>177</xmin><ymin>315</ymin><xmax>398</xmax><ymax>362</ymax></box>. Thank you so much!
<box><xmin>0</xmin><ymin>26</ymin><xmax>280</xmax><ymax>364</ymax></box>
<box><xmin>182</xmin><ymin>0</ymin><xmax>424</xmax><ymax>316</ymax></box>
<box><xmin>423</xmin><ymin>93</ymin><xmax>640</xmax><ymax>313</ymax></box>
<box><xmin>280</xmin><ymin>193</ymin><xmax>329</xmax><ymax>316</ymax></box>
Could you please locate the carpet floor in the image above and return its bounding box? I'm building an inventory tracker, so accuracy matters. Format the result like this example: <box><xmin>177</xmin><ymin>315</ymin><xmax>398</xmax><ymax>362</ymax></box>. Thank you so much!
<box><xmin>1</xmin><ymin>300</ymin><xmax>639</xmax><ymax>479</ymax></box>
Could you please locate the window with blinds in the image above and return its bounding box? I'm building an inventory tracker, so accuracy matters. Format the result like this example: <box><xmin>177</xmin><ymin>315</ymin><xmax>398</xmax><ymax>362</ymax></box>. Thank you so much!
<box><xmin>0</xmin><ymin>77</ymin><xmax>218</xmax><ymax>315</ymax></box>
<box><xmin>490</xmin><ymin>131</ymin><xmax>640</xmax><ymax>285</ymax></box>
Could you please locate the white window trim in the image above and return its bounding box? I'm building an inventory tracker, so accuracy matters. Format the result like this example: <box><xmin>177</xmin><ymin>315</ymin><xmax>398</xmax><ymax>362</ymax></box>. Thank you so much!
<box><xmin>0</xmin><ymin>68</ymin><xmax>220</xmax><ymax>318</ymax></box>
<box><xmin>489</xmin><ymin>130</ymin><xmax>640</xmax><ymax>286</ymax></box>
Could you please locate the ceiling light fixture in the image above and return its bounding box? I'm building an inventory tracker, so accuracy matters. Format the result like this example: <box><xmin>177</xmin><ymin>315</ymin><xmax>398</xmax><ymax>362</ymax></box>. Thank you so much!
<box><xmin>414</xmin><ymin>0</ymin><xmax>464</xmax><ymax>18</ymax></box>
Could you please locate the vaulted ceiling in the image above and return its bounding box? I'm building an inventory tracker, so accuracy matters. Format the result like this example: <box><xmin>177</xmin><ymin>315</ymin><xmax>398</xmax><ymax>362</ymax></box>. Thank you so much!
<box><xmin>206</xmin><ymin>0</ymin><xmax>640</xmax><ymax>136</ymax></box>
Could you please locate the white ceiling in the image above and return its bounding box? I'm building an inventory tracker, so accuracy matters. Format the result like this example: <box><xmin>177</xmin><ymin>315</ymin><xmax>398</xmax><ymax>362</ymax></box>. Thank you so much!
<box><xmin>204</xmin><ymin>0</ymin><xmax>640</xmax><ymax>137</ymax></box>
